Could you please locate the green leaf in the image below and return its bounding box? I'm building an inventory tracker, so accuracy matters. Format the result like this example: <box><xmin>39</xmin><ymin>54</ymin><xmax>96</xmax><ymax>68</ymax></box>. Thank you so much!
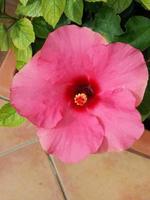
<box><xmin>115</xmin><ymin>16</ymin><xmax>150</xmax><ymax>51</ymax></box>
<box><xmin>64</xmin><ymin>0</ymin><xmax>83</xmax><ymax>24</ymax></box>
<box><xmin>32</xmin><ymin>17</ymin><xmax>52</xmax><ymax>39</ymax></box>
<box><xmin>85</xmin><ymin>0</ymin><xmax>107</xmax><ymax>2</ymax></box>
<box><xmin>16</xmin><ymin>61</ymin><xmax>26</xmax><ymax>69</ymax></box>
<box><xmin>138</xmin><ymin>88</ymin><xmax>150</xmax><ymax>121</ymax></box>
<box><xmin>0</xmin><ymin>103</ymin><xmax>25</xmax><ymax>127</ymax></box>
<box><xmin>41</xmin><ymin>0</ymin><xmax>66</xmax><ymax>28</ymax></box>
<box><xmin>16</xmin><ymin>0</ymin><xmax>42</xmax><ymax>17</ymax></box>
<box><xmin>93</xmin><ymin>6</ymin><xmax>123</xmax><ymax>42</ymax></box>
<box><xmin>14</xmin><ymin>46</ymin><xmax>32</xmax><ymax>70</ymax></box>
<box><xmin>10</xmin><ymin>18</ymin><xmax>35</xmax><ymax>49</ymax></box>
<box><xmin>144</xmin><ymin>47</ymin><xmax>150</xmax><ymax>70</ymax></box>
<box><xmin>0</xmin><ymin>24</ymin><xmax>9</xmax><ymax>51</ymax></box>
<box><xmin>0</xmin><ymin>0</ymin><xmax>4</xmax><ymax>11</ymax></box>
<box><xmin>138</xmin><ymin>0</ymin><xmax>150</xmax><ymax>10</ymax></box>
<box><xmin>19</xmin><ymin>0</ymin><xmax>28</xmax><ymax>6</ymax></box>
<box><xmin>107</xmin><ymin>0</ymin><xmax>132</xmax><ymax>13</ymax></box>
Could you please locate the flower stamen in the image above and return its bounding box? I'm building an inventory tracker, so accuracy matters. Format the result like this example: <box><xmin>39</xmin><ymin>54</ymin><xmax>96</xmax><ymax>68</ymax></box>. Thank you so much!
<box><xmin>74</xmin><ymin>93</ymin><xmax>88</xmax><ymax>106</ymax></box>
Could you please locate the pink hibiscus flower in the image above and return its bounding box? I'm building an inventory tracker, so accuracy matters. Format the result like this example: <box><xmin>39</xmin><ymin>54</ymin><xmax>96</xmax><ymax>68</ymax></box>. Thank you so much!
<box><xmin>10</xmin><ymin>25</ymin><xmax>148</xmax><ymax>163</ymax></box>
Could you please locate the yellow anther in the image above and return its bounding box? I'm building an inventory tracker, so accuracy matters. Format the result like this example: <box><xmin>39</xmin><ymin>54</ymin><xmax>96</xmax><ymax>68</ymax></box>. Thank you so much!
<box><xmin>74</xmin><ymin>93</ymin><xmax>87</xmax><ymax>106</ymax></box>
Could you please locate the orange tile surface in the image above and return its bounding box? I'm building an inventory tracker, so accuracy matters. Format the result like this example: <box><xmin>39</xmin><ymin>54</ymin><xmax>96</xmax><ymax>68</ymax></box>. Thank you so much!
<box><xmin>0</xmin><ymin>121</ymin><xmax>37</xmax><ymax>153</ymax></box>
<box><xmin>53</xmin><ymin>152</ymin><xmax>150</xmax><ymax>200</ymax></box>
<box><xmin>0</xmin><ymin>52</ymin><xmax>6</xmax><ymax>64</ymax></box>
<box><xmin>0</xmin><ymin>47</ymin><xmax>36</xmax><ymax>153</ymax></box>
<box><xmin>5</xmin><ymin>0</ymin><xmax>18</xmax><ymax>16</ymax></box>
<box><xmin>132</xmin><ymin>130</ymin><xmax>150</xmax><ymax>156</ymax></box>
<box><xmin>0</xmin><ymin>50</ymin><xmax>16</xmax><ymax>97</ymax></box>
<box><xmin>0</xmin><ymin>143</ymin><xmax>64</xmax><ymax>200</ymax></box>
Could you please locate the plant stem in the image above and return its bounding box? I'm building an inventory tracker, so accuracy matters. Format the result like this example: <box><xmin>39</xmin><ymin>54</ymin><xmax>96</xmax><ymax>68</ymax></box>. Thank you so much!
<box><xmin>7</xmin><ymin>20</ymin><xmax>16</xmax><ymax>30</ymax></box>
<box><xmin>3</xmin><ymin>0</ymin><xmax>6</xmax><ymax>13</ymax></box>
<box><xmin>0</xmin><ymin>13</ymin><xmax>18</xmax><ymax>20</ymax></box>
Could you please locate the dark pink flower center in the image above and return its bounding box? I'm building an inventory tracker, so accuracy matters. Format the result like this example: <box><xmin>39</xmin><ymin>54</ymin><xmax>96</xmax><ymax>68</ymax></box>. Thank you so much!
<box><xmin>65</xmin><ymin>75</ymin><xmax>100</xmax><ymax>111</ymax></box>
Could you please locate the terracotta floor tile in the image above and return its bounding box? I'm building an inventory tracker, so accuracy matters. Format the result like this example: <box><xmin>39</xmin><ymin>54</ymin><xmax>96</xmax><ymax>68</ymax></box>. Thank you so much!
<box><xmin>0</xmin><ymin>101</ymin><xmax>36</xmax><ymax>151</ymax></box>
<box><xmin>0</xmin><ymin>52</ymin><xmax>6</xmax><ymax>65</ymax></box>
<box><xmin>0</xmin><ymin>51</ymin><xmax>16</xmax><ymax>97</ymax></box>
<box><xmin>0</xmin><ymin>143</ymin><xmax>64</xmax><ymax>200</ymax></box>
<box><xmin>53</xmin><ymin>152</ymin><xmax>150</xmax><ymax>200</ymax></box>
<box><xmin>0</xmin><ymin>121</ymin><xmax>37</xmax><ymax>153</ymax></box>
<box><xmin>132</xmin><ymin>130</ymin><xmax>150</xmax><ymax>156</ymax></box>
<box><xmin>0</xmin><ymin>53</ymin><xmax>36</xmax><ymax>153</ymax></box>
<box><xmin>0</xmin><ymin>99</ymin><xmax>37</xmax><ymax>152</ymax></box>
<box><xmin>5</xmin><ymin>0</ymin><xmax>18</xmax><ymax>16</ymax></box>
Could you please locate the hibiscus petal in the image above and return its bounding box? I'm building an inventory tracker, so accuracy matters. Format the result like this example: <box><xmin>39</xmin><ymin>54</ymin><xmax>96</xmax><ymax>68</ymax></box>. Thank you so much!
<box><xmin>10</xmin><ymin>51</ymin><xmax>64</xmax><ymax>129</ymax></box>
<box><xmin>40</xmin><ymin>25</ymin><xmax>107</xmax><ymax>63</ymax></box>
<box><xmin>37</xmin><ymin>112</ymin><xmax>104</xmax><ymax>163</ymax></box>
<box><xmin>10</xmin><ymin>25</ymin><xmax>107</xmax><ymax>130</ymax></box>
<box><xmin>90</xmin><ymin>89</ymin><xmax>144</xmax><ymax>152</ymax></box>
<box><xmin>88</xmin><ymin>42</ymin><xmax>148</xmax><ymax>105</ymax></box>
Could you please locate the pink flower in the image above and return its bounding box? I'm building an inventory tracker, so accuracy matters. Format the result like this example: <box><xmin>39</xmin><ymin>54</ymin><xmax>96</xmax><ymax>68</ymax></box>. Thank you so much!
<box><xmin>10</xmin><ymin>25</ymin><xmax>148</xmax><ymax>163</ymax></box>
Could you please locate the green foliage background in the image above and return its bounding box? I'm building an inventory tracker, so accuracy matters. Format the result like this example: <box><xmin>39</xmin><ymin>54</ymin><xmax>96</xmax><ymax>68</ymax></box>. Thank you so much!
<box><xmin>0</xmin><ymin>0</ymin><xmax>150</xmax><ymax>126</ymax></box>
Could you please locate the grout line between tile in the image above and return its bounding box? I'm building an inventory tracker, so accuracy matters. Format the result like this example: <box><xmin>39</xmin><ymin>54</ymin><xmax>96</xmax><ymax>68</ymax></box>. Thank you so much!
<box><xmin>0</xmin><ymin>95</ymin><xmax>10</xmax><ymax>102</ymax></box>
<box><xmin>48</xmin><ymin>156</ymin><xmax>70</xmax><ymax>200</ymax></box>
<box><xmin>0</xmin><ymin>138</ymin><xmax>39</xmax><ymax>157</ymax></box>
<box><xmin>127</xmin><ymin>149</ymin><xmax>150</xmax><ymax>159</ymax></box>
